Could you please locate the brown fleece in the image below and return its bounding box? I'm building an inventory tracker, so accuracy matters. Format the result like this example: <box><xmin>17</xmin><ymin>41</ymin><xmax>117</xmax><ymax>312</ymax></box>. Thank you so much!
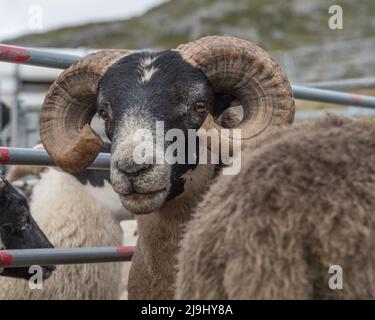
<box><xmin>128</xmin><ymin>204</ymin><xmax>193</xmax><ymax>299</ymax></box>
<box><xmin>176</xmin><ymin>114</ymin><xmax>375</xmax><ymax>299</ymax></box>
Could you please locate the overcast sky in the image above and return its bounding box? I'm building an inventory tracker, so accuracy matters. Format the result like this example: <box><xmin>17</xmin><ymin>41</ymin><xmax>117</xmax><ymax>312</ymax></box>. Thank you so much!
<box><xmin>0</xmin><ymin>0</ymin><xmax>167</xmax><ymax>41</ymax></box>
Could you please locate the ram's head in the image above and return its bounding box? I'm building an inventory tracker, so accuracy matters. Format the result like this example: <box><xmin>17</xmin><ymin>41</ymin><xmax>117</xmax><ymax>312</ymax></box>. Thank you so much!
<box><xmin>40</xmin><ymin>36</ymin><xmax>294</xmax><ymax>214</ymax></box>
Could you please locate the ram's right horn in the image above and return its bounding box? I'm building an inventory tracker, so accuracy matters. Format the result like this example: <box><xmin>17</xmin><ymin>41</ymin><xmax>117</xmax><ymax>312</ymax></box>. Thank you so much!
<box><xmin>39</xmin><ymin>50</ymin><xmax>129</xmax><ymax>173</ymax></box>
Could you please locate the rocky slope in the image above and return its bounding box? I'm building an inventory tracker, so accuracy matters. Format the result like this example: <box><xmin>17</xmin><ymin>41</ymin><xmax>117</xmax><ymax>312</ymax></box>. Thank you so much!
<box><xmin>6</xmin><ymin>0</ymin><xmax>375</xmax><ymax>51</ymax></box>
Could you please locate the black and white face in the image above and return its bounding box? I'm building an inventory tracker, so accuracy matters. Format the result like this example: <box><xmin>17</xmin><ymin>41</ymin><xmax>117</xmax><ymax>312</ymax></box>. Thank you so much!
<box><xmin>97</xmin><ymin>50</ymin><xmax>221</xmax><ymax>214</ymax></box>
<box><xmin>0</xmin><ymin>178</ymin><xmax>55</xmax><ymax>279</ymax></box>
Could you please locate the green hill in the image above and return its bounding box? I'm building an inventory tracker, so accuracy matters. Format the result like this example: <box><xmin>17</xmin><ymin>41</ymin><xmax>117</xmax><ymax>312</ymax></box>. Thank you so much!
<box><xmin>6</xmin><ymin>0</ymin><xmax>375</xmax><ymax>50</ymax></box>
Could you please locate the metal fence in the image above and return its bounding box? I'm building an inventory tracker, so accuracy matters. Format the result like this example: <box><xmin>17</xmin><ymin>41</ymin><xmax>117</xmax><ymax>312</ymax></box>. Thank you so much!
<box><xmin>1</xmin><ymin>42</ymin><xmax>375</xmax><ymax>267</ymax></box>
<box><xmin>0</xmin><ymin>247</ymin><xmax>134</xmax><ymax>268</ymax></box>
<box><xmin>2</xmin><ymin>44</ymin><xmax>375</xmax><ymax>109</ymax></box>
<box><xmin>0</xmin><ymin>147</ymin><xmax>110</xmax><ymax>169</ymax></box>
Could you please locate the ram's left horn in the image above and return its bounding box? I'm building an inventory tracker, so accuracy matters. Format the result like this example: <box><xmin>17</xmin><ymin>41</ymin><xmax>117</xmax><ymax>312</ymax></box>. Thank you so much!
<box><xmin>177</xmin><ymin>36</ymin><xmax>295</xmax><ymax>151</ymax></box>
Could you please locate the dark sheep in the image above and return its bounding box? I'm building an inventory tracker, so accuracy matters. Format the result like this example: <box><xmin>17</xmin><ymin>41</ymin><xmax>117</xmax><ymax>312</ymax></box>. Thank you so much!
<box><xmin>0</xmin><ymin>176</ymin><xmax>55</xmax><ymax>280</ymax></box>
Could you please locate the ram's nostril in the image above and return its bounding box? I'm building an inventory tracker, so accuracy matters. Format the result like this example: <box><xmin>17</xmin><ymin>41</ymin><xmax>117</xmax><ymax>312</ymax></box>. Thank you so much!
<box><xmin>116</xmin><ymin>161</ymin><xmax>152</xmax><ymax>177</ymax></box>
<box><xmin>127</xmin><ymin>165</ymin><xmax>152</xmax><ymax>178</ymax></box>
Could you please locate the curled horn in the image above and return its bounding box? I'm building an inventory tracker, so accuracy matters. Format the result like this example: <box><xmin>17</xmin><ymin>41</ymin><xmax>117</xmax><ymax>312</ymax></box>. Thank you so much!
<box><xmin>177</xmin><ymin>36</ymin><xmax>295</xmax><ymax>152</ymax></box>
<box><xmin>39</xmin><ymin>50</ymin><xmax>129</xmax><ymax>173</ymax></box>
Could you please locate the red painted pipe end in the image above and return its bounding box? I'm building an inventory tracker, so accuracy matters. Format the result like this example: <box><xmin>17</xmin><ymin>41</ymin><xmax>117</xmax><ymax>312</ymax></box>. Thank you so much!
<box><xmin>0</xmin><ymin>147</ymin><xmax>10</xmax><ymax>164</ymax></box>
<box><xmin>0</xmin><ymin>44</ymin><xmax>31</xmax><ymax>63</ymax></box>
<box><xmin>351</xmin><ymin>93</ymin><xmax>364</xmax><ymax>105</ymax></box>
<box><xmin>116</xmin><ymin>246</ymin><xmax>135</xmax><ymax>261</ymax></box>
<box><xmin>0</xmin><ymin>251</ymin><xmax>13</xmax><ymax>267</ymax></box>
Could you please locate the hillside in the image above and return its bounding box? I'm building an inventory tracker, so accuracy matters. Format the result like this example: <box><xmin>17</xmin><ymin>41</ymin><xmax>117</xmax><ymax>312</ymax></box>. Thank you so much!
<box><xmin>6</xmin><ymin>0</ymin><xmax>375</xmax><ymax>51</ymax></box>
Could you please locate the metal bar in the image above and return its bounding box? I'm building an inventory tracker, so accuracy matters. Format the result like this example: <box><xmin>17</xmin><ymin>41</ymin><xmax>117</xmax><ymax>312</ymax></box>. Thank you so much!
<box><xmin>292</xmin><ymin>85</ymin><xmax>375</xmax><ymax>109</ymax></box>
<box><xmin>0</xmin><ymin>44</ymin><xmax>80</xmax><ymax>69</ymax></box>
<box><xmin>1</xmin><ymin>44</ymin><xmax>375</xmax><ymax>108</ymax></box>
<box><xmin>0</xmin><ymin>247</ymin><xmax>134</xmax><ymax>267</ymax></box>
<box><xmin>296</xmin><ymin>106</ymin><xmax>375</xmax><ymax>121</ymax></box>
<box><xmin>0</xmin><ymin>147</ymin><xmax>110</xmax><ymax>169</ymax></box>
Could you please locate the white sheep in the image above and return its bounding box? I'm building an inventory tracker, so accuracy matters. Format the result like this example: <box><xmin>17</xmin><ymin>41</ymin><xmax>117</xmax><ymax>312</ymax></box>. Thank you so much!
<box><xmin>0</xmin><ymin>165</ymin><xmax>135</xmax><ymax>299</ymax></box>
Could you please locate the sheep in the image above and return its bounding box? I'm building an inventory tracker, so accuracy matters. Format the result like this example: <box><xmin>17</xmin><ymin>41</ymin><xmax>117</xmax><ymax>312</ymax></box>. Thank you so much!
<box><xmin>176</xmin><ymin>114</ymin><xmax>375</xmax><ymax>299</ymax></box>
<box><xmin>0</xmin><ymin>158</ymin><xmax>133</xmax><ymax>299</ymax></box>
<box><xmin>37</xmin><ymin>36</ymin><xmax>295</xmax><ymax>299</ymax></box>
<box><xmin>0</xmin><ymin>176</ymin><xmax>55</xmax><ymax>280</ymax></box>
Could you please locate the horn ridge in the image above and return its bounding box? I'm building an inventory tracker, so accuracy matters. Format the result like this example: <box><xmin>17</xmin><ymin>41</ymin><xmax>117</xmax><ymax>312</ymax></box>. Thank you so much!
<box><xmin>39</xmin><ymin>50</ymin><xmax>129</xmax><ymax>173</ymax></box>
<box><xmin>177</xmin><ymin>36</ymin><xmax>295</xmax><ymax>150</ymax></box>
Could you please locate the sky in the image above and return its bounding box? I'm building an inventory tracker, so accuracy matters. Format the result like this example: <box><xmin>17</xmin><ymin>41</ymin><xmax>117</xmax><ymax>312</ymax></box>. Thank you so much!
<box><xmin>0</xmin><ymin>0</ymin><xmax>167</xmax><ymax>41</ymax></box>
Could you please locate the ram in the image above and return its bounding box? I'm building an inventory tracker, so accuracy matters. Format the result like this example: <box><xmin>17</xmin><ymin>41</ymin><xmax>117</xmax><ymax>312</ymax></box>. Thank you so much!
<box><xmin>0</xmin><ymin>176</ymin><xmax>54</xmax><ymax>280</ymax></box>
<box><xmin>38</xmin><ymin>36</ymin><xmax>294</xmax><ymax>299</ymax></box>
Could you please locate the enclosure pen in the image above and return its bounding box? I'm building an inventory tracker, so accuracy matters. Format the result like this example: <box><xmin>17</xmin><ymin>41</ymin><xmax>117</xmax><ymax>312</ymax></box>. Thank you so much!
<box><xmin>0</xmin><ymin>40</ymin><xmax>375</xmax><ymax>269</ymax></box>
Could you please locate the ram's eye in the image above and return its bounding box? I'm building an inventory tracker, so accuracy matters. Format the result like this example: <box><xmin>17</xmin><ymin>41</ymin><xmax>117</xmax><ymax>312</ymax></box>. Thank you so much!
<box><xmin>194</xmin><ymin>101</ymin><xmax>207</xmax><ymax>113</ymax></box>
<box><xmin>98</xmin><ymin>109</ymin><xmax>110</xmax><ymax>121</ymax></box>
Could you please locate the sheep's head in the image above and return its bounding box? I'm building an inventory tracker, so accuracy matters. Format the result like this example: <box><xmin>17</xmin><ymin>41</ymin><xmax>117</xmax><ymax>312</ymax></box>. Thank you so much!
<box><xmin>0</xmin><ymin>177</ymin><xmax>55</xmax><ymax>279</ymax></box>
<box><xmin>39</xmin><ymin>36</ymin><xmax>295</xmax><ymax>214</ymax></box>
